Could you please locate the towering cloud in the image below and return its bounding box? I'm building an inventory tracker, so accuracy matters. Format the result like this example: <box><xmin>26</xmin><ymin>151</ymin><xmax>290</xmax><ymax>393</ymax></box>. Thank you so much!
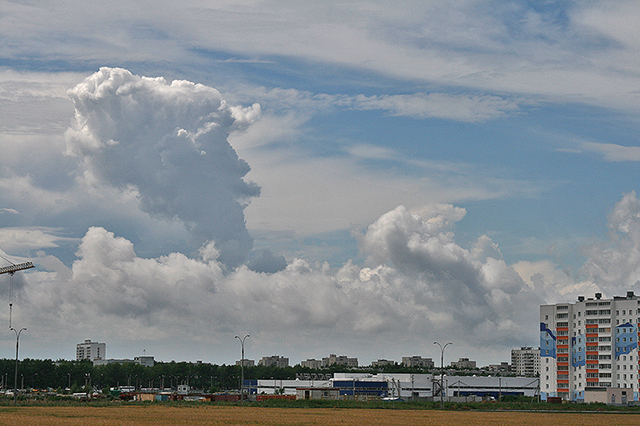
<box><xmin>65</xmin><ymin>68</ymin><xmax>261</xmax><ymax>268</ymax></box>
<box><xmin>581</xmin><ymin>191</ymin><xmax>640</xmax><ymax>294</ymax></box>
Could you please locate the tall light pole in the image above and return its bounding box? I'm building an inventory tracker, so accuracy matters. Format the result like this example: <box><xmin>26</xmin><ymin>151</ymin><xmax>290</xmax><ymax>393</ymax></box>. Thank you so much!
<box><xmin>10</xmin><ymin>326</ymin><xmax>26</xmax><ymax>404</ymax></box>
<box><xmin>235</xmin><ymin>334</ymin><xmax>250</xmax><ymax>405</ymax></box>
<box><xmin>434</xmin><ymin>341</ymin><xmax>452</xmax><ymax>410</ymax></box>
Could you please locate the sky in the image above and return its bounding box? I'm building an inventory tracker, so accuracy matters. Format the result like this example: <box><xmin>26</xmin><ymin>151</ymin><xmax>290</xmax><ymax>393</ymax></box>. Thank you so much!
<box><xmin>1</xmin><ymin>0</ymin><xmax>640</xmax><ymax>367</ymax></box>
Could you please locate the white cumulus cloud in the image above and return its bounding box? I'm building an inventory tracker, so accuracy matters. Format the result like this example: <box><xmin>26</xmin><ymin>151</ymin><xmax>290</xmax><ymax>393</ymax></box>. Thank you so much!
<box><xmin>65</xmin><ymin>67</ymin><xmax>261</xmax><ymax>268</ymax></box>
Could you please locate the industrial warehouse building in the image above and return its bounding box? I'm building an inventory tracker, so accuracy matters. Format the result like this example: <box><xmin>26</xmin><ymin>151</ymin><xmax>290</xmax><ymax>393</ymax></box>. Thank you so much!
<box><xmin>540</xmin><ymin>291</ymin><xmax>640</xmax><ymax>402</ymax></box>
<box><xmin>244</xmin><ymin>373</ymin><xmax>538</xmax><ymax>400</ymax></box>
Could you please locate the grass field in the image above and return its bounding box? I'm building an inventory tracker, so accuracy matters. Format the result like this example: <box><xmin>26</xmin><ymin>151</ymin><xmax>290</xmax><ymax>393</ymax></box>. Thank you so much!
<box><xmin>1</xmin><ymin>405</ymin><xmax>640</xmax><ymax>426</ymax></box>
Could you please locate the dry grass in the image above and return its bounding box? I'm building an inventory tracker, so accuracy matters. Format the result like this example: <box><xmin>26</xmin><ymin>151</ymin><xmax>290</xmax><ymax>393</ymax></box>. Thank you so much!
<box><xmin>0</xmin><ymin>406</ymin><xmax>639</xmax><ymax>426</ymax></box>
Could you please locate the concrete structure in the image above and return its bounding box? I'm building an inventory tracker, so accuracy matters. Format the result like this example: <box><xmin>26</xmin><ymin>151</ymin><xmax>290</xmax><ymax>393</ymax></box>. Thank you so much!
<box><xmin>258</xmin><ymin>355</ymin><xmax>289</xmax><ymax>368</ymax></box>
<box><xmin>322</xmin><ymin>354</ymin><xmax>358</xmax><ymax>368</ymax></box>
<box><xmin>402</xmin><ymin>356</ymin><xmax>435</xmax><ymax>369</ymax></box>
<box><xmin>486</xmin><ymin>362</ymin><xmax>511</xmax><ymax>372</ymax></box>
<box><xmin>76</xmin><ymin>339</ymin><xmax>106</xmax><ymax>361</ymax></box>
<box><xmin>134</xmin><ymin>356</ymin><xmax>155</xmax><ymax>367</ymax></box>
<box><xmin>451</xmin><ymin>358</ymin><xmax>477</xmax><ymax>369</ymax></box>
<box><xmin>511</xmin><ymin>347</ymin><xmax>540</xmax><ymax>377</ymax></box>
<box><xmin>540</xmin><ymin>291</ymin><xmax>640</xmax><ymax>402</ymax></box>
<box><xmin>297</xmin><ymin>387</ymin><xmax>340</xmax><ymax>400</ymax></box>
<box><xmin>93</xmin><ymin>356</ymin><xmax>155</xmax><ymax>367</ymax></box>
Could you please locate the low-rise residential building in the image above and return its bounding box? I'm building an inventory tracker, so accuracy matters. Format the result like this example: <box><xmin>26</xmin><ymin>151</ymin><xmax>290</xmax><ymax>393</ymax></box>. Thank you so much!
<box><xmin>372</xmin><ymin>359</ymin><xmax>395</xmax><ymax>367</ymax></box>
<box><xmin>236</xmin><ymin>359</ymin><xmax>255</xmax><ymax>367</ymax></box>
<box><xmin>402</xmin><ymin>356</ymin><xmax>434</xmax><ymax>369</ymax></box>
<box><xmin>322</xmin><ymin>354</ymin><xmax>358</xmax><ymax>368</ymax></box>
<box><xmin>451</xmin><ymin>358</ymin><xmax>477</xmax><ymax>369</ymax></box>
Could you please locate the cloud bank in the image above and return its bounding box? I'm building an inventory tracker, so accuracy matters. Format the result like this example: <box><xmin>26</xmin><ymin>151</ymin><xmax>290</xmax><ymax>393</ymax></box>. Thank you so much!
<box><xmin>16</xmin><ymin>191</ymin><xmax>640</xmax><ymax>364</ymax></box>
<box><xmin>11</xmin><ymin>202</ymin><xmax>546</xmax><ymax>364</ymax></box>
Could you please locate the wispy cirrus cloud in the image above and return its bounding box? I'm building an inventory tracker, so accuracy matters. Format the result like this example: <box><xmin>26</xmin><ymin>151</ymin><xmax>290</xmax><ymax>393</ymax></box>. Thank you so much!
<box><xmin>581</xmin><ymin>141</ymin><xmax>640</xmax><ymax>162</ymax></box>
<box><xmin>351</xmin><ymin>93</ymin><xmax>520</xmax><ymax>122</ymax></box>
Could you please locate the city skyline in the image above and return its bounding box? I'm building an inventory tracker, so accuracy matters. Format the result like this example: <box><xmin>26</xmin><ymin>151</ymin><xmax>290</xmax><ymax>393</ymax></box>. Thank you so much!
<box><xmin>2</xmin><ymin>1</ymin><xmax>640</xmax><ymax>366</ymax></box>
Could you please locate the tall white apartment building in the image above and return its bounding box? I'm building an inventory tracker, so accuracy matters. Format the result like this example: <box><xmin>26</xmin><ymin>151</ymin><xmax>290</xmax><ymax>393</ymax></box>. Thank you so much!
<box><xmin>76</xmin><ymin>339</ymin><xmax>106</xmax><ymax>361</ymax></box>
<box><xmin>511</xmin><ymin>347</ymin><xmax>540</xmax><ymax>377</ymax></box>
<box><xmin>540</xmin><ymin>291</ymin><xmax>639</xmax><ymax>402</ymax></box>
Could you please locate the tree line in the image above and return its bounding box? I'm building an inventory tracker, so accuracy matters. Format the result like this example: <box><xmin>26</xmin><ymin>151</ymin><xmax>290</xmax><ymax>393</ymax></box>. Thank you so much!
<box><xmin>0</xmin><ymin>359</ymin><xmax>439</xmax><ymax>393</ymax></box>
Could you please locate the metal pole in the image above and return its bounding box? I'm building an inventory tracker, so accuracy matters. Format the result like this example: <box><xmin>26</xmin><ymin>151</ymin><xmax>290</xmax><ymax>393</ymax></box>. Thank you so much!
<box><xmin>235</xmin><ymin>334</ymin><xmax>250</xmax><ymax>405</ymax></box>
<box><xmin>11</xmin><ymin>326</ymin><xmax>26</xmax><ymax>404</ymax></box>
<box><xmin>434</xmin><ymin>341</ymin><xmax>452</xmax><ymax>410</ymax></box>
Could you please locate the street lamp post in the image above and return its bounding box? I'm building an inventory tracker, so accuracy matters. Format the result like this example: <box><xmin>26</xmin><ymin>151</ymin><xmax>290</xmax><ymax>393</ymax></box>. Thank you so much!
<box><xmin>434</xmin><ymin>341</ymin><xmax>452</xmax><ymax>410</ymax></box>
<box><xmin>10</xmin><ymin>325</ymin><xmax>26</xmax><ymax>404</ymax></box>
<box><xmin>235</xmin><ymin>334</ymin><xmax>250</xmax><ymax>405</ymax></box>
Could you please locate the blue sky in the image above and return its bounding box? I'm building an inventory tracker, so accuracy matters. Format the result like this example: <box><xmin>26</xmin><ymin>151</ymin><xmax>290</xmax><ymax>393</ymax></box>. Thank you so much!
<box><xmin>1</xmin><ymin>0</ymin><xmax>640</xmax><ymax>366</ymax></box>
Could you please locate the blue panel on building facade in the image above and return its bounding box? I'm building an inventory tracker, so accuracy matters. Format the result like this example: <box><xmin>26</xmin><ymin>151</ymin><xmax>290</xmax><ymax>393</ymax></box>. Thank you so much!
<box><xmin>572</xmin><ymin>335</ymin><xmax>586</xmax><ymax>367</ymax></box>
<box><xmin>615</xmin><ymin>322</ymin><xmax>638</xmax><ymax>359</ymax></box>
<box><xmin>540</xmin><ymin>322</ymin><xmax>556</xmax><ymax>358</ymax></box>
<box><xmin>332</xmin><ymin>380</ymin><xmax>388</xmax><ymax>396</ymax></box>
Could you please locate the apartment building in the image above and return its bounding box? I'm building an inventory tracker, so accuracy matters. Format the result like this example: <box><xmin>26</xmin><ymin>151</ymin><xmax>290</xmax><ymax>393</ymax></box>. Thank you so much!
<box><xmin>300</xmin><ymin>359</ymin><xmax>323</xmax><ymax>369</ymax></box>
<box><xmin>258</xmin><ymin>355</ymin><xmax>289</xmax><ymax>368</ymax></box>
<box><xmin>450</xmin><ymin>358</ymin><xmax>477</xmax><ymax>369</ymax></box>
<box><xmin>402</xmin><ymin>356</ymin><xmax>435</xmax><ymax>369</ymax></box>
<box><xmin>76</xmin><ymin>339</ymin><xmax>106</xmax><ymax>361</ymax></box>
<box><xmin>322</xmin><ymin>354</ymin><xmax>358</xmax><ymax>368</ymax></box>
<box><xmin>540</xmin><ymin>291</ymin><xmax>639</xmax><ymax>402</ymax></box>
<box><xmin>511</xmin><ymin>347</ymin><xmax>540</xmax><ymax>377</ymax></box>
